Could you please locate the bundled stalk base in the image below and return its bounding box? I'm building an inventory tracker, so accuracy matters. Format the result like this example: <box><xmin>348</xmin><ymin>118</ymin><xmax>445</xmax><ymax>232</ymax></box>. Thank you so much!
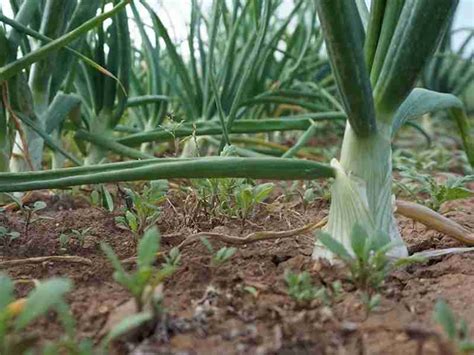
<box><xmin>312</xmin><ymin>159</ymin><xmax>408</xmax><ymax>261</ymax></box>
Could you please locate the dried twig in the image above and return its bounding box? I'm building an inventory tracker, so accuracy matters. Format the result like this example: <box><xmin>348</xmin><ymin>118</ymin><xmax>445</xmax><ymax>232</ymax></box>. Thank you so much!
<box><xmin>177</xmin><ymin>217</ymin><xmax>327</xmax><ymax>248</ymax></box>
<box><xmin>120</xmin><ymin>219</ymin><xmax>327</xmax><ymax>266</ymax></box>
<box><xmin>0</xmin><ymin>255</ymin><xmax>92</xmax><ymax>268</ymax></box>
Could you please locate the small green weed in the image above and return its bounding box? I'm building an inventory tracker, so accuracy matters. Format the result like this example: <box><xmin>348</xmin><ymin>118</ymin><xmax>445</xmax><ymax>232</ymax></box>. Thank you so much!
<box><xmin>395</xmin><ymin>171</ymin><xmax>473</xmax><ymax>211</ymax></box>
<box><xmin>3</xmin><ymin>194</ymin><xmax>50</xmax><ymax>235</ymax></box>
<box><xmin>193</xmin><ymin>178</ymin><xmax>274</xmax><ymax>222</ymax></box>
<box><xmin>200</xmin><ymin>237</ymin><xmax>237</xmax><ymax>268</ymax></box>
<box><xmin>243</xmin><ymin>286</ymin><xmax>259</xmax><ymax>298</ymax></box>
<box><xmin>59</xmin><ymin>227</ymin><xmax>92</xmax><ymax>251</ymax></box>
<box><xmin>393</xmin><ymin>146</ymin><xmax>454</xmax><ymax>173</ymax></box>
<box><xmin>0</xmin><ymin>226</ymin><xmax>20</xmax><ymax>246</ymax></box>
<box><xmin>115</xmin><ymin>180</ymin><xmax>168</xmax><ymax>237</ymax></box>
<box><xmin>0</xmin><ymin>275</ymin><xmax>75</xmax><ymax>354</ymax></box>
<box><xmin>101</xmin><ymin>226</ymin><xmax>180</xmax><ymax>312</ymax></box>
<box><xmin>284</xmin><ymin>270</ymin><xmax>342</xmax><ymax>306</ymax></box>
<box><xmin>234</xmin><ymin>182</ymin><xmax>274</xmax><ymax>220</ymax></box>
<box><xmin>192</xmin><ymin>146</ymin><xmax>274</xmax><ymax>222</ymax></box>
<box><xmin>433</xmin><ymin>299</ymin><xmax>474</xmax><ymax>354</ymax></box>
<box><xmin>284</xmin><ymin>270</ymin><xmax>324</xmax><ymax>303</ymax></box>
<box><xmin>90</xmin><ymin>185</ymin><xmax>115</xmax><ymax>212</ymax></box>
<box><xmin>317</xmin><ymin>224</ymin><xmax>424</xmax><ymax>314</ymax></box>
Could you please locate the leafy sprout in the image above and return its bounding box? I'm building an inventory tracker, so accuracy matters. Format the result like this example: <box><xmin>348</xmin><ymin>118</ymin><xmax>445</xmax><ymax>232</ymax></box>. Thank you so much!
<box><xmin>0</xmin><ymin>226</ymin><xmax>20</xmax><ymax>245</ymax></box>
<box><xmin>395</xmin><ymin>170</ymin><xmax>473</xmax><ymax>211</ymax></box>
<box><xmin>59</xmin><ymin>227</ymin><xmax>92</xmax><ymax>251</ymax></box>
<box><xmin>284</xmin><ymin>270</ymin><xmax>324</xmax><ymax>303</ymax></box>
<box><xmin>115</xmin><ymin>180</ymin><xmax>168</xmax><ymax>237</ymax></box>
<box><xmin>284</xmin><ymin>270</ymin><xmax>342</xmax><ymax>306</ymax></box>
<box><xmin>101</xmin><ymin>226</ymin><xmax>180</xmax><ymax>312</ymax></box>
<box><xmin>200</xmin><ymin>236</ymin><xmax>237</xmax><ymax>268</ymax></box>
<box><xmin>433</xmin><ymin>299</ymin><xmax>474</xmax><ymax>354</ymax></box>
<box><xmin>0</xmin><ymin>274</ymin><xmax>73</xmax><ymax>354</ymax></box>
<box><xmin>317</xmin><ymin>223</ymin><xmax>425</xmax><ymax>313</ymax></box>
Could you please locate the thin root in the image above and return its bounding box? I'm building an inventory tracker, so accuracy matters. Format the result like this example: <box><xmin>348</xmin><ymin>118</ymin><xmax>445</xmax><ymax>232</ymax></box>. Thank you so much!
<box><xmin>120</xmin><ymin>219</ymin><xmax>327</xmax><ymax>266</ymax></box>
<box><xmin>395</xmin><ymin>200</ymin><xmax>474</xmax><ymax>245</ymax></box>
<box><xmin>177</xmin><ymin>217</ymin><xmax>328</xmax><ymax>249</ymax></box>
<box><xmin>0</xmin><ymin>255</ymin><xmax>93</xmax><ymax>268</ymax></box>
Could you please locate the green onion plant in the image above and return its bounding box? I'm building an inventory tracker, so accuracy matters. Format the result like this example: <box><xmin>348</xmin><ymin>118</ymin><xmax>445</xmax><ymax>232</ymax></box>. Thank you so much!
<box><xmin>0</xmin><ymin>0</ymin><xmax>130</xmax><ymax>172</ymax></box>
<box><xmin>0</xmin><ymin>0</ymin><xmax>471</xmax><ymax>262</ymax></box>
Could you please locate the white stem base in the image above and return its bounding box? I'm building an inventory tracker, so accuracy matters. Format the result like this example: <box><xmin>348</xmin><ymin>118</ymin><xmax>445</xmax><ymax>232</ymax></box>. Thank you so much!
<box><xmin>313</xmin><ymin>124</ymin><xmax>408</xmax><ymax>261</ymax></box>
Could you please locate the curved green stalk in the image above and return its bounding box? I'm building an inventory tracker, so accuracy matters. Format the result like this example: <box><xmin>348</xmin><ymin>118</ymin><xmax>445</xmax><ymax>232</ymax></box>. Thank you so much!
<box><xmin>365</xmin><ymin>0</ymin><xmax>386</xmax><ymax>72</ymax></box>
<box><xmin>282</xmin><ymin>120</ymin><xmax>318</xmax><ymax>158</ymax></box>
<box><xmin>373</xmin><ymin>0</ymin><xmax>458</xmax><ymax>114</ymax></box>
<box><xmin>75</xmin><ymin>130</ymin><xmax>155</xmax><ymax>160</ymax></box>
<box><xmin>368</xmin><ymin>0</ymin><xmax>404</xmax><ymax>86</ymax></box>
<box><xmin>0</xmin><ymin>158</ymin><xmax>185</xmax><ymax>183</ymax></box>
<box><xmin>391</xmin><ymin>88</ymin><xmax>473</xmax><ymax>166</ymax></box>
<box><xmin>0</xmin><ymin>157</ymin><xmax>335</xmax><ymax>192</ymax></box>
<box><xmin>117</xmin><ymin>113</ymin><xmax>346</xmax><ymax>146</ymax></box>
<box><xmin>316</xmin><ymin>0</ymin><xmax>376</xmax><ymax>137</ymax></box>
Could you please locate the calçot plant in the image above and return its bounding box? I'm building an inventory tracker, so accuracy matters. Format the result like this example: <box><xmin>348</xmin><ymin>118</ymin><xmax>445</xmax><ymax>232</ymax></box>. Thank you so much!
<box><xmin>0</xmin><ymin>0</ymin><xmax>471</xmax><ymax>261</ymax></box>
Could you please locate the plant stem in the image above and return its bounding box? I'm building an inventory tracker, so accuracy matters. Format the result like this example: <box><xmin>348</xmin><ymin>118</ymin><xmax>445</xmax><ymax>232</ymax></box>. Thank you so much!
<box><xmin>0</xmin><ymin>157</ymin><xmax>334</xmax><ymax>192</ymax></box>
<box><xmin>313</xmin><ymin>122</ymin><xmax>408</xmax><ymax>260</ymax></box>
<box><xmin>84</xmin><ymin>111</ymin><xmax>113</xmax><ymax>165</ymax></box>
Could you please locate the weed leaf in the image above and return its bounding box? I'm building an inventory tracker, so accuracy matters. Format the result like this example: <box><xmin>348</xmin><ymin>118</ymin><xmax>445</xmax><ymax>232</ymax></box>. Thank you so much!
<box><xmin>317</xmin><ymin>231</ymin><xmax>352</xmax><ymax>262</ymax></box>
<box><xmin>434</xmin><ymin>299</ymin><xmax>457</xmax><ymax>340</ymax></box>
<box><xmin>137</xmin><ymin>227</ymin><xmax>160</xmax><ymax>269</ymax></box>
<box><xmin>15</xmin><ymin>278</ymin><xmax>72</xmax><ymax>331</ymax></box>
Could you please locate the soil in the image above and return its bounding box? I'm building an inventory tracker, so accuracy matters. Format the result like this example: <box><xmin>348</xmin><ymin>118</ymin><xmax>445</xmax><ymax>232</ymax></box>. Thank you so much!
<box><xmin>0</xmin><ymin>187</ymin><xmax>473</xmax><ymax>355</ymax></box>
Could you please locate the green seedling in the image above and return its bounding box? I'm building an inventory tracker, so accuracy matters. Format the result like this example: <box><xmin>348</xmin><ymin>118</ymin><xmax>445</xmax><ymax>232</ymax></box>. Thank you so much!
<box><xmin>303</xmin><ymin>187</ymin><xmax>317</xmax><ymax>208</ymax></box>
<box><xmin>284</xmin><ymin>270</ymin><xmax>325</xmax><ymax>303</ymax></box>
<box><xmin>0</xmin><ymin>274</ymin><xmax>73</xmax><ymax>355</ymax></box>
<box><xmin>101</xmin><ymin>227</ymin><xmax>180</xmax><ymax>312</ymax></box>
<box><xmin>0</xmin><ymin>226</ymin><xmax>20</xmax><ymax>246</ymax></box>
<box><xmin>115</xmin><ymin>180</ymin><xmax>168</xmax><ymax>237</ymax></box>
<box><xmin>301</xmin><ymin>180</ymin><xmax>332</xmax><ymax>207</ymax></box>
<box><xmin>317</xmin><ymin>224</ymin><xmax>424</xmax><ymax>313</ymax></box>
<box><xmin>243</xmin><ymin>286</ymin><xmax>259</xmax><ymax>298</ymax></box>
<box><xmin>284</xmin><ymin>270</ymin><xmax>341</xmax><ymax>306</ymax></box>
<box><xmin>433</xmin><ymin>299</ymin><xmax>474</xmax><ymax>354</ymax></box>
<box><xmin>234</xmin><ymin>182</ymin><xmax>274</xmax><ymax>221</ymax></box>
<box><xmin>59</xmin><ymin>227</ymin><xmax>92</xmax><ymax>251</ymax></box>
<box><xmin>395</xmin><ymin>170</ymin><xmax>473</xmax><ymax>211</ymax></box>
<box><xmin>4</xmin><ymin>194</ymin><xmax>47</xmax><ymax>217</ymax></box>
<box><xmin>90</xmin><ymin>185</ymin><xmax>115</xmax><ymax>212</ymax></box>
<box><xmin>2</xmin><ymin>194</ymin><xmax>50</xmax><ymax>235</ymax></box>
<box><xmin>193</xmin><ymin>178</ymin><xmax>274</xmax><ymax>222</ymax></box>
<box><xmin>200</xmin><ymin>237</ymin><xmax>237</xmax><ymax>268</ymax></box>
<box><xmin>191</xmin><ymin>146</ymin><xmax>274</xmax><ymax>222</ymax></box>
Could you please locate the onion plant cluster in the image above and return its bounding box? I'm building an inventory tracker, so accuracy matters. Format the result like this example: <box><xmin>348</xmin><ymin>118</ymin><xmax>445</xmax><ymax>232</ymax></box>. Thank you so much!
<box><xmin>0</xmin><ymin>0</ymin><xmax>472</xmax><ymax>261</ymax></box>
<box><xmin>0</xmin><ymin>0</ymin><xmax>130</xmax><ymax>172</ymax></box>
<box><xmin>422</xmin><ymin>23</ymin><xmax>474</xmax><ymax>110</ymax></box>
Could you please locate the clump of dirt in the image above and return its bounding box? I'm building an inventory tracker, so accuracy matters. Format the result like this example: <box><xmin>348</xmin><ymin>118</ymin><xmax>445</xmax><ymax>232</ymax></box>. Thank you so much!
<box><xmin>0</xmin><ymin>188</ymin><xmax>473</xmax><ymax>354</ymax></box>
